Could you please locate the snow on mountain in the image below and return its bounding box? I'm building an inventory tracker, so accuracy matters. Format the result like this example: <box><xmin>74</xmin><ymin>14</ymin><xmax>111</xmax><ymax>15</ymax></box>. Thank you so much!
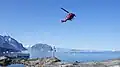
<box><xmin>0</xmin><ymin>35</ymin><xmax>27</xmax><ymax>52</ymax></box>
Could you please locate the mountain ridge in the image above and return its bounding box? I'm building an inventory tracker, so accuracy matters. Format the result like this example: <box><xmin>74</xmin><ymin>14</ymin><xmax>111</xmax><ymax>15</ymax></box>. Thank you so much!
<box><xmin>30</xmin><ymin>43</ymin><xmax>53</xmax><ymax>51</ymax></box>
<box><xmin>0</xmin><ymin>35</ymin><xmax>27</xmax><ymax>53</ymax></box>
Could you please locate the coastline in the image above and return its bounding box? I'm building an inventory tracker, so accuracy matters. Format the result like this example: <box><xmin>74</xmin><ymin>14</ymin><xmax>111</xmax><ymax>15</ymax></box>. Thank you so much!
<box><xmin>1</xmin><ymin>56</ymin><xmax>120</xmax><ymax>67</ymax></box>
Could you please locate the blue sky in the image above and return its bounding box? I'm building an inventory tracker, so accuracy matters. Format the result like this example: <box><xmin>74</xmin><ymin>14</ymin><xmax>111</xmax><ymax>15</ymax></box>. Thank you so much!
<box><xmin>0</xmin><ymin>0</ymin><xmax>120</xmax><ymax>50</ymax></box>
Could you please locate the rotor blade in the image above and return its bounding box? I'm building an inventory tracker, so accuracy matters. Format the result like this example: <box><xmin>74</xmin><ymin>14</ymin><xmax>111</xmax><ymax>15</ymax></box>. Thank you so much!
<box><xmin>61</xmin><ymin>8</ymin><xmax>69</xmax><ymax>13</ymax></box>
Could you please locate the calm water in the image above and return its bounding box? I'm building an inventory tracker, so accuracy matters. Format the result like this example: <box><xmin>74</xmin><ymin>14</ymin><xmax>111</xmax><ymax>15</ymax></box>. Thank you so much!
<box><xmin>30</xmin><ymin>50</ymin><xmax>120</xmax><ymax>62</ymax></box>
<box><xmin>5</xmin><ymin>50</ymin><xmax>120</xmax><ymax>67</ymax></box>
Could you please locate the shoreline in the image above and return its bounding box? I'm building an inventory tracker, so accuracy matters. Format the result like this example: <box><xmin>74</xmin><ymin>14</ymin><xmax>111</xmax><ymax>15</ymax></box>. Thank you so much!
<box><xmin>1</xmin><ymin>56</ymin><xmax>120</xmax><ymax>67</ymax></box>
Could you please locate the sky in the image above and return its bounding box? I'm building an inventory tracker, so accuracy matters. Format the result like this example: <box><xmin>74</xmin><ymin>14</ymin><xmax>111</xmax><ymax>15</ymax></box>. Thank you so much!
<box><xmin>0</xmin><ymin>0</ymin><xmax>120</xmax><ymax>50</ymax></box>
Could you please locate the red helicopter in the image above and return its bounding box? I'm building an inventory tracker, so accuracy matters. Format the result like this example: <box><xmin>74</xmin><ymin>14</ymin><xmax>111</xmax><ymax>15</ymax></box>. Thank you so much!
<box><xmin>61</xmin><ymin>8</ymin><xmax>76</xmax><ymax>23</ymax></box>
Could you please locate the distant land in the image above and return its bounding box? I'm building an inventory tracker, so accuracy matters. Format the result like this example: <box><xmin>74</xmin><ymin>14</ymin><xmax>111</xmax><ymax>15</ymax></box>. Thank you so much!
<box><xmin>0</xmin><ymin>34</ymin><xmax>119</xmax><ymax>54</ymax></box>
<box><xmin>0</xmin><ymin>35</ymin><xmax>27</xmax><ymax>53</ymax></box>
<box><xmin>30</xmin><ymin>43</ymin><xmax>53</xmax><ymax>51</ymax></box>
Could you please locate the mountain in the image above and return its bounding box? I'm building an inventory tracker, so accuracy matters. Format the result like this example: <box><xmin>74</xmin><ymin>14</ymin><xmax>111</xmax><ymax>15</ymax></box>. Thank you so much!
<box><xmin>4</xmin><ymin>36</ymin><xmax>27</xmax><ymax>50</ymax></box>
<box><xmin>0</xmin><ymin>35</ymin><xmax>27</xmax><ymax>52</ymax></box>
<box><xmin>31</xmin><ymin>43</ymin><xmax>53</xmax><ymax>51</ymax></box>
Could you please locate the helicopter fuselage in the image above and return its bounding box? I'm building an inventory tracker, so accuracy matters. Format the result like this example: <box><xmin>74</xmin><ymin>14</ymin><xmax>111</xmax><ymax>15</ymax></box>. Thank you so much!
<box><xmin>61</xmin><ymin>13</ymin><xmax>76</xmax><ymax>22</ymax></box>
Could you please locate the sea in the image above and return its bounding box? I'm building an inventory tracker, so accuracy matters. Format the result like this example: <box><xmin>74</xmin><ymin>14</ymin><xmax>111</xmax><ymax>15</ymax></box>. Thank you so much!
<box><xmin>3</xmin><ymin>50</ymin><xmax>120</xmax><ymax>67</ymax></box>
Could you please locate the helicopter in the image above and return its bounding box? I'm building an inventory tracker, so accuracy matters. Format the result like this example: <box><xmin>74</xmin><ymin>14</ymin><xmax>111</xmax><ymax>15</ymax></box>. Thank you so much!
<box><xmin>61</xmin><ymin>8</ymin><xmax>76</xmax><ymax>23</ymax></box>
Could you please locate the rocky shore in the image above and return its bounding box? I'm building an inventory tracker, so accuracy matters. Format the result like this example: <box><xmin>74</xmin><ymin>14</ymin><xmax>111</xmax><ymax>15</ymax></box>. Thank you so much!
<box><xmin>1</xmin><ymin>56</ymin><xmax>120</xmax><ymax>67</ymax></box>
